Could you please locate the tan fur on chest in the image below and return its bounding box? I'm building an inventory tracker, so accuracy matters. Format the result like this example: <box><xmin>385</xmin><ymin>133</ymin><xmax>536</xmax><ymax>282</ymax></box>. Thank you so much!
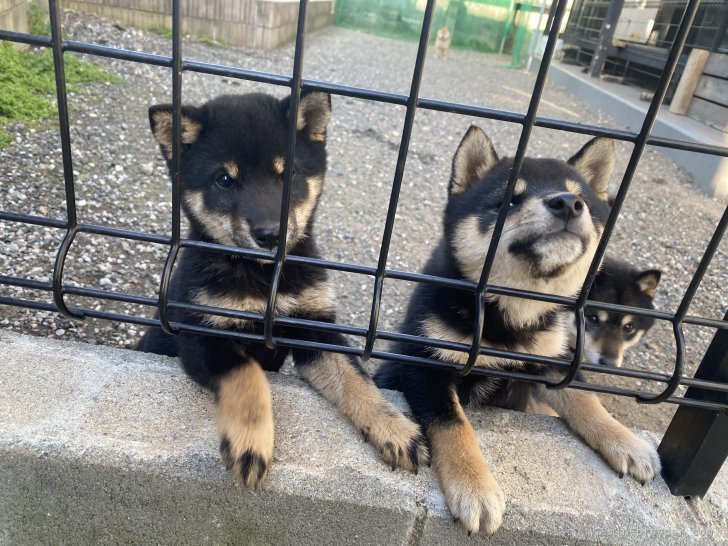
<box><xmin>192</xmin><ymin>282</ymin><xmax>335</xmax><ymax>330</ymax></box>
<box><xmin>421</xmin><ymin>314</ymin><xmax>567</xmax><ymax>368</ymax></box>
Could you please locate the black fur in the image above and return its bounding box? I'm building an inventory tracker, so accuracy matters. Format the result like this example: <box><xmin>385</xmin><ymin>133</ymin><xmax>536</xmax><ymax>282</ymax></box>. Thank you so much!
<box><xmin>581</xmin><ymin>256</ymin><xmax>661</xmax><ymax>367</ymax></box>
<box><xmin>375</xmin><ymin>129</ymin><xmax>611</xmax><ymax>429</ymax></box>
<box><xmin>137</xmin><ymin>92</ymin><xmax>428</xmax><ymax>484</ymax></box>
<box><xmin>377</xmin><ymin>128</ymin><xmax>663</xmax><ymax>534</ymax></box>
<box><xmin>137</xmin><ymin>92</ymin><xmax>335</xmax><ymax>385</ymax></box>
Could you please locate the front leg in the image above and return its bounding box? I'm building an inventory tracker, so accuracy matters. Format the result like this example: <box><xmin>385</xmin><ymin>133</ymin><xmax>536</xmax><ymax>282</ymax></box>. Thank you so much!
<box><xmin>292</xmin><ymin>332</ymin><xmax>428</xmax><ymax>472</ymax></box>
<box><xmin>216</xmin><ymin>361</ymin><xmax>275</xmax><ymax>490</ymax></box>
<box><xmin>179</xmin><ymin>336</ymin><xmax>274</xmax><ymax>489</ymax></box>
<box><xmin>533</xmin><ymin>372</ymin><xmax>660</xmax><ymax>483</ymax></box>
<box><xmin>402</xmin><ymin>368</ymin><xmax>506</xmax><ymax>535</ymax></box>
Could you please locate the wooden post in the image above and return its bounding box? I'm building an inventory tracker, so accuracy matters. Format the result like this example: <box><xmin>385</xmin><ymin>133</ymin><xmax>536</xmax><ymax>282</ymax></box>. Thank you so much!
<box><xmin>588</xmin><ymin>0</ymin><xmax>624</xmax><ymax>78</ymax></box>
<box><xmin>670</xmin><ymin>49</ymin><xmax>711</xmax><ymax>115</ymax></box>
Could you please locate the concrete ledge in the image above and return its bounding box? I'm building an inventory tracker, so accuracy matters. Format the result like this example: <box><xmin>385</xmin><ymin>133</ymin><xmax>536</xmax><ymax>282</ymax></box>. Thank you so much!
<box><xmin>1</xmin><ymin>330</ymin><xmax>726</xmax><ymax>544</ymax></box>
<box><xmin>549</xmin><ymin>63</ymin><xmax>728</xmax><ymax>198</ymax></box>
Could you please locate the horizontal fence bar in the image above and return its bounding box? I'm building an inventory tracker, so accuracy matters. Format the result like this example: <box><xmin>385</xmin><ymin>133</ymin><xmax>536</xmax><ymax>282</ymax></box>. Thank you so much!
<box><xmin>1</xmin><ymin>292</ymin><xmax>724</xmax><ymax>411</ymax></box>
<box><xmin>1</xmin><ymin>31</ymin><xmax>728</xmax><ymax>160</ymax></box>
<box><xmin>2</xmin><ymin>273</ymin><xmax>727</xmax><ymax>397</ymax></box>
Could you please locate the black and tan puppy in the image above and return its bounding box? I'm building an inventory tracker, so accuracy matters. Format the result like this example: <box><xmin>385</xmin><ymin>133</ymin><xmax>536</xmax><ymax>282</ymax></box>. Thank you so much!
<box><xmin>375</xmin><ymin>126</ymin><xmax>660</xmax><ymax>535</ymax></box>
<box><xmin>138</xmin><ymin>92</ymin><xmax>427</xmax><ymax>489</ymax></box>
<box><xmin>578</xmin><ymin>256</ymin><xmax>661</xmax><ymax>367</ymax></box>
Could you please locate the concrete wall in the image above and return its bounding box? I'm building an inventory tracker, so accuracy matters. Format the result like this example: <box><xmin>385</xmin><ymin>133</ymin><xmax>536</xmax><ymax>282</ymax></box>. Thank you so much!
<box><xmin>0</xmin><ymin>0</ymin><xmax>30</xmax><ymax>35</ymax></box>
<box><xmin>1</xmin><ymin>330</ymin><xmax>727</xmax><ymax>544</ymax></box>
<box><xmin>64</xmin><ymin>0</ymin><xmax>333</xmax><ymax>49</ymax></box>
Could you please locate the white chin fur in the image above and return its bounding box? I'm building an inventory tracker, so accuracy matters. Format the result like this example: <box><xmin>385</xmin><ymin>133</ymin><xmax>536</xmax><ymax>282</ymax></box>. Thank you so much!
<box><xmin>453</xmin><ymin>198</ymin><xmax>601</xmax><ymax>328</ymax></box>
<box><xmin>531</xmin><ymin>231</ymin><xmax>585</xmax><ymax>274</ymax></box>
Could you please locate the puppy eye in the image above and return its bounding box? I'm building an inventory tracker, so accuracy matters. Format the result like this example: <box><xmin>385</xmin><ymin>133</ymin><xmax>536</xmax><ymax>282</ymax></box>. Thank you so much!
<box><xmin>493</xmin><ymin>199</ymin><xmax>515</xmax><ymax>210</ymax></box>
<box><xmin>623</xmin><ymin>322</ymin><xmax>635</xmax><ymax>333</ymax></box>
<box><xmin>492</xmin><ymin>194</ymin><xmax>523</xmax><ymax>210</ymax></box>
<box><xmin>587</xmin><ymin>314</ymin><xmax>599</xmax><ymax>324</ymax></box>
<box><xmin>215</xmin><ymin>174</ymin><xmax>235</xmax><ymax>188</ymax></box>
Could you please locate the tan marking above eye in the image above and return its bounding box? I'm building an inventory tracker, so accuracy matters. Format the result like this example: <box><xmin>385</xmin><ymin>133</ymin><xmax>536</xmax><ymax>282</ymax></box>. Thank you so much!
<box><xmin>273</xmin><ymin>156</ymin><xmax>285</xmax><ymax>174</ymax></box>
<box><xmin>514</xmin><ymin>178</ymin><xmax>527</xmax><ymax>194</ymax></box>
<box><xmin>620</xmin><ymin>314</ymin><xmax>634</xmax><ymax>326</ymax></box>
<box><xmin>223</xmin><ymin>161</ymin><xmax>239</xmax><ymax>179</ymax></box>
<box><xmin>565</xmin><ymin>179</ymin><xmax>582</xmax><ymax>195</ymax></box>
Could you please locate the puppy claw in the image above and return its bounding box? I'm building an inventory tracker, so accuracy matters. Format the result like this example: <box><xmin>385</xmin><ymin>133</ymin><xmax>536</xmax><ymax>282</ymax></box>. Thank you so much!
<box><xmin>219</xmin><ymin>438</ymin><xmax>272</xmax><ymax>490</ymax></box>
<box><xmin>367</xmin><ymin>416</ymin><xmax>429</xmax><ymax>473</ymax></box>
<box><xmin>442</xmin><ymin>471</ymin><xmax>506</xmax><ymax>536</ymax></box>
<box><xmin>597</xmin><ymin>429</ymin><xmax>661</xmax><ymax>484</ymax></box>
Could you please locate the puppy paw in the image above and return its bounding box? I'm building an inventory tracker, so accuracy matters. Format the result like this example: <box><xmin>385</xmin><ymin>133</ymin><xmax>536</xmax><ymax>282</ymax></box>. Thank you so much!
<box><xmin>597</xmin><ymin>429</ymin><xmax>661</xmax><ymax>483</ymax></box>
<box><xmin>363</xmin><ymin>409</ymin><xmax>430</xmax><ymax>473</ymax></box>
<box><xmin>442</xmin><ymin>469</ymin><xmax>506</xmax><ymax>535</ymax></box>
<box><xmin>218</xmin><ymin>416</ymin><xmax>274</xmax><ymax>489</ymax></box>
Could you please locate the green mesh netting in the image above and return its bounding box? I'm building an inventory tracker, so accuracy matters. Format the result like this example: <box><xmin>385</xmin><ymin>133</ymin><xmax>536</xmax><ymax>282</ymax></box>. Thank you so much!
<box><xmin>333</xmin><ymin>0</ymin><xmax>539</xmax><ymax>56</ymax></box>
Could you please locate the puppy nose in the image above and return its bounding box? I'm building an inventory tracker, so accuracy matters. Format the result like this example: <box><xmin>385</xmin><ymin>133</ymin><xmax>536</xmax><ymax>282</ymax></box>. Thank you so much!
<box><xmin>598</xmin><ymin>355</ymin><xmax>618</xmax><ymax>367</ymax></box>
<box><xmin>546</xmin><ymin>193</ymin><xmax>584</xmax><ymax>221</ymax></box>
<box><xmin>253</xmin><ymin>224</ymin><xmax>279</xmax><ymax>249</ymax></box>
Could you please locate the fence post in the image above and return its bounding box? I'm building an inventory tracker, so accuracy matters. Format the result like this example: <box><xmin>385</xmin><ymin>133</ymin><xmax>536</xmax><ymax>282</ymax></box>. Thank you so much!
<box><xmin>588</xmin><ymin>0</ymin><xmax>624</xmax><ymax>78</ymax></box>
<box><xmin>658</xmin><ymin>311</ymin><xmax>728</xmax><ymax>497</ymax></box>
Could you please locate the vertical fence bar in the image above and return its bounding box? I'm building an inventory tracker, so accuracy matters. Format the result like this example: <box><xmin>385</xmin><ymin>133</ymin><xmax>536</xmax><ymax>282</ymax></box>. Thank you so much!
<box><xmin>659</xmin><ymin>310</ymin><xmax>728</xmax><ymax>497</ymax></box>
<box><xmin>360</xmin><ymin>0</ymin><xmax>436</xmax><ymax>361</ymax></box>
<box><xmin>157</xmin><ymin>0</ymin><xmax>183</xmax><ymax>334</ymax></box>
<box><xmin>263</xmin><ymin>0</ymin><xmax>310</xmax><ymax>349</ymax></box>
<box><xmin>48</xmin><ymin>0</ymin><xmax>83</xmax><ymax>320</ymax></box>
<box><xmin>551</xmin><ymin>0</ymin><xmax>704</xmax><ymax>390</ymax></box>
<box><xmin>457</xmin><ymin>0</ymin><xmax>569</xmax><ymax>377</ymax></box>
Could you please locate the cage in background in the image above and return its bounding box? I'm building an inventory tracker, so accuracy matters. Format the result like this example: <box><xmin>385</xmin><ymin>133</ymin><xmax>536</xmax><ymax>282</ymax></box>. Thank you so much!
<box><xmin>562</xmin><ymin>0</ymin><xmax>728</xmax><ymax>93</ymax></box>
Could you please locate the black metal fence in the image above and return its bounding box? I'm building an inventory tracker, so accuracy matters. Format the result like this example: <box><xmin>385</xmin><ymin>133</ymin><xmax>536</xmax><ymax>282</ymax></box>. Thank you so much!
<box><xmin>0</xmin><ymin>0</ymin><xmax>726</xmax><ymax>497</ymax></box>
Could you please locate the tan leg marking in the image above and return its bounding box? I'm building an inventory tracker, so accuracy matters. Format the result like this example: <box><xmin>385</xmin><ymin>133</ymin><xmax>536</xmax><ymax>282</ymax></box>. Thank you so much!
<box><xmin>525</xmin><ymin>398</ymin><xmax>559</xmax><ymax>417</ymax></box>
<box><xmin>297</xmin><ymin>352</ymin><xmax>428</xmax><ymax>471</ymax></box>
<box><xmin>429</xmin><ymin>406</ymin><xmax>506</xmax><ymax>535</ymax></box>
<box><xmin>217</xmin><ymin>362</ymin><xmax>274</xmax><ymax>489</ymax></box>
<box><xmin>535</xmin><ymin>383</ymin><xmax>660</xmax><ymax>482</ymax></box>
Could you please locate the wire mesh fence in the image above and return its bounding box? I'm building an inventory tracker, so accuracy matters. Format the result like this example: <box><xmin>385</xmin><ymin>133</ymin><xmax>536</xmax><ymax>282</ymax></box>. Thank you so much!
<box><xmin>0</xmin><ymin>0</ymin><xmax>726</xmax><ymax>496</ymax></box>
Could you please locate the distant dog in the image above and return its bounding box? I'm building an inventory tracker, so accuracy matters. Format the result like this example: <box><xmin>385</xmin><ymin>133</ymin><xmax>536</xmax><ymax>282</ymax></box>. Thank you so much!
<box><xmin>574</xmin><ymin>256</ymin><xmax>661</xmax><ymax>367</ymax></box>
<box><xmin>375</xmin><ymin>126</ymin><xmax>660</xmax><ymax>535</ymax></box>
<box><xmin>434</xmin><ymin>26</ymin><xmax>452</xmax><ymax>59</ymax></box>
<box><xmin>137</xmin><ymin>91</ymin><xmax>427</xmax><ymax>489</ymax></box>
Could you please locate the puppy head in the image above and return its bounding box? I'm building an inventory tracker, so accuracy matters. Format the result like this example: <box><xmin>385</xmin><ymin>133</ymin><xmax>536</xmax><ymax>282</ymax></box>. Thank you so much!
<box><xmin>149</xmin><ymin>91</ymin><xmax>331</xmax><ymax>252</ymax></box>
<box><xmin>437</xmin><ymin>27</ymin><xmax>450</xmax><ymax>40</ymax></box>
<box><xmin>581</xmin><ymin>258</ymin><xmax>661</xmax><ymax>367</ymax></box>
<box><xmin>445</xmin><ymin>126</ymin><xmax>614</xmax><ymax>325</ymax></box>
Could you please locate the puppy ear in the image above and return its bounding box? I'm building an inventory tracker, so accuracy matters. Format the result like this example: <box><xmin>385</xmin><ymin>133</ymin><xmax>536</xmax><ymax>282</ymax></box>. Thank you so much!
<box><xmin>149</xmin><ymin>104</ymin><xmax>204</xmax><ymax>161</ymax></box>
<box><xmin>635</xmin><ymin>269</ymin><xmax>661</xmax><ymax>298</ymax></box>
<box><xmin>567</xmin><ymin>137</ymin><xmax>615</xmax><ymax>201</ymax></box>
<box><xmin>285</xmin><ymin>91</ymin><xmax>331</xmax><ymax>142</ymax></box>
<box><xmin>449</xmin><ymin>125</ymin><xmax>499</xmax><ymax>196</ymax></box>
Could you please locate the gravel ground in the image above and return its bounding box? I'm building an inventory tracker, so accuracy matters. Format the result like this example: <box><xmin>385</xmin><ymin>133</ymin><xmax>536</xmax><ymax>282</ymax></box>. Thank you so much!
<box><xmin>1</xmin><ymin>10</ymin><xmax>726</xmax><ymax>432</ymax></box>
